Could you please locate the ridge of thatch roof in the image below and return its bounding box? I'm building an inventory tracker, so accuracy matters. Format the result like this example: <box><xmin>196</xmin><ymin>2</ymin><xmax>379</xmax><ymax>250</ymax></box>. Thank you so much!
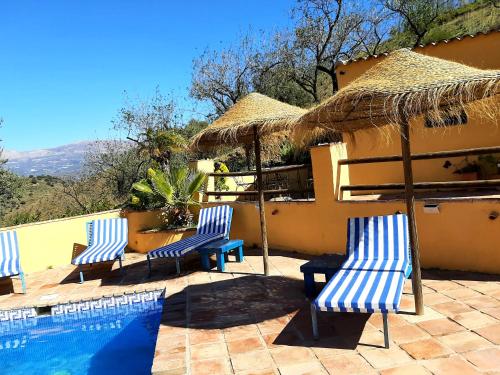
<box><xmin>190</xmin><ymin>93</ymin><xmax>307</xmax><ymax>150</ymax></box>
<box><xmin>295</xmin><ymin>48</ymin><xmax>500</xmax><ymax>134</ymax></box>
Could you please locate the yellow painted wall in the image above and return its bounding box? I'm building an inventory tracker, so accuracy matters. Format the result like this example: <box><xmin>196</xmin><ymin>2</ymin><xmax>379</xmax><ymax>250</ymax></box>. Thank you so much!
<box><xmin>204</xmin><ymin>145</ymin><xmax>500</xmax><ymax>274</ymax></box>
<box><xmin>335</xmin><ymin>32</ymin><xmax>500</xmax><ymax>188</ymax></box>
<box><xmin>0</xmin><ymin>210</ymin><xmax>121</xmax><ymax>274</ymax></box>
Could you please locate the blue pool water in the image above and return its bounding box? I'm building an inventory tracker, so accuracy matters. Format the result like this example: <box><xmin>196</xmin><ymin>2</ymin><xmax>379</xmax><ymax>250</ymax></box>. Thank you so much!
<box><xmin>0</xmin><ymin>299</ymin><xmax>164</xmax><ymax>375</ymax></box>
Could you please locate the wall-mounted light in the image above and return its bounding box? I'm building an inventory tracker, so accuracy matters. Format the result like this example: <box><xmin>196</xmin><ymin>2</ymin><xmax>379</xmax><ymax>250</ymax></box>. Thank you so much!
<box><xmin>489</xmin><ymin>211</ymin><xmax>498</xmax><ymax>220</ymax></box>
<box><xmin>423</xmin><ymin>203</ymin><xmax>440</xmax><ymax>214</ymax></box>
<box><xmin>443</xmin><ymin>160</ymin><xmax>452</xmax><ymax>169</ymax></box>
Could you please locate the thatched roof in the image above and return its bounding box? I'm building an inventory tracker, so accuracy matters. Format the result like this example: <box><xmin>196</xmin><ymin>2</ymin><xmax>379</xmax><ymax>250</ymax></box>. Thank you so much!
<box><xmin>296</xmin><ymin>48</ymin><xmax>500</xmax><ymax>133</ymax></box>
<box><xmin>190</xmin><ymin>93</ymin><xmax>307</xmax><ymax>150</ymax></box>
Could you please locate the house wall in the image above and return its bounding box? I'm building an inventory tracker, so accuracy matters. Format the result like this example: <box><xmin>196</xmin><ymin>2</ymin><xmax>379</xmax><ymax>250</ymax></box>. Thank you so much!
<box><xmin>204</xmin><ymin>145</ymin><xmax>500</xmax><ymax>274</ymax></box>
<box><xmin>336</xmin><ymin>32</ymin><xmax>500</xmax><ymax>188</ymax></box>
<box><xmin>0</xmin><ymin>210</ymin><xmax>121</xmax><ymax>274</ymax></box>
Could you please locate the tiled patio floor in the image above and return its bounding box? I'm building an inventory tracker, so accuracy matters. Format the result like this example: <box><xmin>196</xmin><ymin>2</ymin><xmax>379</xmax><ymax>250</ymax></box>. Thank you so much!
<box><xmin>1</xmin><ymin>249</ymin><xmax>499</xmax><ymax>374</ymax></box>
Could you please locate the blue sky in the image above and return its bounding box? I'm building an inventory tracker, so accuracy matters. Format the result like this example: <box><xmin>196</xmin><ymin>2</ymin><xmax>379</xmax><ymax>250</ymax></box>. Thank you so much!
<box><xmin>0</xmin><ymin>0</ymin><xmax>294</xmax><ymax>151</ymax></box>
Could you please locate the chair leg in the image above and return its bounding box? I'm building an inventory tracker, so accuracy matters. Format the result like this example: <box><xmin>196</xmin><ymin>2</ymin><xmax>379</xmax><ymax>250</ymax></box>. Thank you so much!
<box><xmin>118</xmin><ymin>257</ymin><xmax>124</xmax><ymax>274</ymax></box>
<box><xmin>79</xmin><ymin>265</ymin><xmax>85</xmax><ymax>284</ymax></box>
<box><xmin>382</xmin><ymin>313</ymin><xmax>390</xmax><ymax>349</ymax></box>
<box><xmin>216</xmin><ymin>251</ymin><xmax>225</xmax><ymax>272</ymax></box>
<box><xmin>147</xmin><ymin>255</ymin><xmax>152</xmax><ymax>277</ymax></box>
<box><xmin>20</xmin><ymin>272</ymin><xmax>26</xmax><ymax>294</ymax></box>
<box><xmin>175</xmin><ymin>258</ymin><xmax>181</xmax><ymax>275</ymax></box>
<box><xmin>236</xmin><ymin>246</ymin><xmax>244</xmax><ymax>262</ymax></box>
<box><xmin>311</xmin><ymin>303</ymin><xmax>319</xmax><ymax>340</ymax></box>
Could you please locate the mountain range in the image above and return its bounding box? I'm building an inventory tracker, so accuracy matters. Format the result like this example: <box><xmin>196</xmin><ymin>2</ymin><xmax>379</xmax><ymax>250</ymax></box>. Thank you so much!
<box><xmin>4</xmin><ymin>141</ymin><xmax>95</xmax><ymax>176</ymax></box>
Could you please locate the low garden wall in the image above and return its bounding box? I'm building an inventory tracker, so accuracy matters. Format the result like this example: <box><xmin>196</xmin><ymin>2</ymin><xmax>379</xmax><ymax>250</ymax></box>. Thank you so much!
<box><xmin>0</xmin><ymin>210</ymin><xmax>121</xmax><ymax>274</ymax></box>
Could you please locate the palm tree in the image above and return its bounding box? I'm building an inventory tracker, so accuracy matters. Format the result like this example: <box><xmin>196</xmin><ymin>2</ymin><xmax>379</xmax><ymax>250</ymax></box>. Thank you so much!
<box><xmin>131</xmin><ymin>167</ymin><xmax>206</xmax><ymax>227</ymax></box>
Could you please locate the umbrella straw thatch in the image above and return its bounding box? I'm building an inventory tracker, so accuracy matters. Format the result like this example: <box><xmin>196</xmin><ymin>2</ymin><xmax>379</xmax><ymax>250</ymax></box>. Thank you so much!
<box><xmin>293</xmin><ymin>49</ymin><xmax>500</xmax><ymax>315</ymax></box>
<box><xmin>297</xmin><ymin>49</ymin><xmax>499</xmax><ymax>133</ymax></box>
<box><xmin>191</xmin><ymin>93</ymin><xmax>307</xmax><ymax>276</ymax></box>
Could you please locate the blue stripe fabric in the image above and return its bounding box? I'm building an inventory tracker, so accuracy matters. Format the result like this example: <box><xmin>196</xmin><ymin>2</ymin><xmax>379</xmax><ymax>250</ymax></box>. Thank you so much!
<box><xmin>0</xmin><ymin>230</ymin><xmax>22</xmax><ymax>278</ymax></box>
<box><xmin>148</xmin><ymin>205</ymin><xmax>233</xmax><ymax>259</ymax></box>
<box><xmin>72</xmin><ymin>218</ymin><xmax>128</xmax><ymax>265</ymax></box>
<box><xmin>315</xmin><ymin>214</ymin><xmax>410</xmax><ymax>313</ymax></box>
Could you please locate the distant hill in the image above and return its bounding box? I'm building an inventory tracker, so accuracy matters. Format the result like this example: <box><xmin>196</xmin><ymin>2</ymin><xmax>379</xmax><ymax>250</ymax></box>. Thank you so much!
<box><xmin>4</xmin><ymin>141</ymin><xmax>96</xmax><ymax>176</ymax></box>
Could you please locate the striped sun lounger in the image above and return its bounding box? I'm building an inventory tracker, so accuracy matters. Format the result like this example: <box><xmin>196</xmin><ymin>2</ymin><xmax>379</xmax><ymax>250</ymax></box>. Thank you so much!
<box><xmin>72</xmin><ymin>218</ymin><xmax>128</xmax><ymax>283</ymax></box>
<box><xmin>311</xmin><ymin>214</ymin><xmax>412</xmax><ymax>348</ymax></box>
<box><xmin>0</xmin><ymin>230</ymin><xmax>26</xmax><ymax>294</ymax></box>
<box><xmin>147</xmin><ymin>205</ymin><xmax>233</xmax><ymax>275</ymax></box>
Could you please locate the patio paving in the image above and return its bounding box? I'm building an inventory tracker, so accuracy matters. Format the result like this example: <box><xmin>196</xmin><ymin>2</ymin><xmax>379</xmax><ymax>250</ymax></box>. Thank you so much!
<box><xmin>0</xmin><ymin>248</ymin><xmax>499</xmax><ymax>374</ymax></box>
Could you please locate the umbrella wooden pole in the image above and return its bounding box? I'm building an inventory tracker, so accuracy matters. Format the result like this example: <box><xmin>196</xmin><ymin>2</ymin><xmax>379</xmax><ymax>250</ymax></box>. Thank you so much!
<box><xmin>400</xmin><ymin>118</ymin><xmax>424</xmax><ymax>315</ymax></box>
<box><xmin>253</xmin><ymin>126</ymin><xmax>270</xmax><ymax>276</ymax></box>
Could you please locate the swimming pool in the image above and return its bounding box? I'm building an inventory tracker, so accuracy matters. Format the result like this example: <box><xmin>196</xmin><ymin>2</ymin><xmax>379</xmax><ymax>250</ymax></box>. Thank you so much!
<box><xmin>0</xmin><ymin>291</ymin><xmax>164</xmax><ymax>375</ymax></box>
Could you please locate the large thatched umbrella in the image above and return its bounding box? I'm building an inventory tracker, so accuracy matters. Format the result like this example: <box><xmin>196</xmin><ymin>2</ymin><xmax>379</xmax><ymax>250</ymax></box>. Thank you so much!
<box><xmin>191</xmin><ymin>93</ymin><xmax>307</xmax><ymax>276</ymax></box>
<box><xmin>295</xmin><ymin>49</ymin><xmax>500</xmax><ymax>314</ymax></box>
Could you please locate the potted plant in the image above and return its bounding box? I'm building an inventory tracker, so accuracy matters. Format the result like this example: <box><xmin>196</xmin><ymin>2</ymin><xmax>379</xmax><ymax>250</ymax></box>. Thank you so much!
<box><xmin>125</xmin><ymin>166</ymin><xmax>206</xmax><ymax>253</ymax></box>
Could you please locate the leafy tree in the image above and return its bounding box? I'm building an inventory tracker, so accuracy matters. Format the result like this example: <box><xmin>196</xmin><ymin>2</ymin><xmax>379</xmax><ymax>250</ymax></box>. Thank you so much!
<box><xmin>383</xmin><ymin>0</ymin><xmax>453</xmax><ymax>47</ymax></box>
<box><xmin>130</xmin><ymin>167</ymin><xmax>206</xmax><ymax>228</ymax></box>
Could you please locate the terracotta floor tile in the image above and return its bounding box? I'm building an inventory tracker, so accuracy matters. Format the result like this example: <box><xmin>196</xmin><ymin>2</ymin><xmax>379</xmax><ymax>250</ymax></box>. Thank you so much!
<box><xmin>441</xmin><ymin>287</ymin><xmax>482</xmax><ymax>300</ymax></box>
<box><xmin>482</xmin><ymin>307</ymin><xmax>500</xmax><ymax>320</ymax></box>
<box><xmin>424</xmin><ymin>280</ymin><xmax>462</xmax><ymax>292</ymax></box>
<box><xmin>224</xmin><ymin>324</ymin><xmax>261</xmax><ymax>342</ymax></box>
<box><xmin>191</xmin><ymin>358</ymin><xmax>231</xmax><ymax>375</ymax></box>
<box><xmin>321</xmin><ymin>353</ymin><xmax>375</xmax><ymax>375</ymax></box>
<box><xmin>417</xmin><ymin>318</ymin><xmax>465</xmax><ymax>336</ymax></box>
<box><xmin>422</xmin><ymin>292</ymin><xmax>454</xmax><ymax>305</ymax></box>
<box><xmin>190</xmin><ymin>342</ymin><xmax>228</xmax><ymax>361</ymax></box>
<box><xmin>400</xmin><ymin>338</ymin><xmax>453</xmax><ymax>360</ymax></box>
<box><xmin>189</xmin><ymin>329</ymin><xmax>224</xmax><ymax>345</ymax></box>
<box><xmin>464</xmin><ymin>348</ymin><xmax>500</xmax><ymax>371</ymax></box>
<box><xmin>368</xmin><ymin>313</ymin><xmax>408</xmax><ymax>329</ymax></box>
<box><xmin>474</xmin><ymin>323</ymin><xmax>500</xmax><ymax>344</ymax></box>
<box><xmin>278</xmin><ymin>360</ymin><xmax>328</xmax><ymax>375</ymax></box>
<box><xmin>438</xmin><ymin>331</ymin><xmax>493</xmax><ymax>353</ymax></box>
<box><xmin>390</xmin><ymin>324</ymin><xmax>430</xmax><ymax>344</ymax></box>
<box><xmin>432</xmin><ymin>301</ymin><xmax>474</xmax><ymax>317</ymax></box>
<box><xmin>452</xmin><ymin>311</ymin><xmax>498</xmax><ymax>330</ymax></box>
<box><xmin>227</xmin><ymin>337</ymin><xmax>266</xmax><ymax>355</ymax></box>
<box><xmin>423</xmin><ymin>356</ymin><xmax>482</xmax><ymax>375</ymax></box>
<box><xmin>231</xmin><ymin>350</ymin><xmax>275</xmax><ymax>372</ymax></box>
<box><xmin>234</xmin><ymin>369</ymin><xmax>277</xmax><ymax>375</ymax></box>
<box><xmin>463</xmin><ymin>295</ymin><xmax>500</xmax><ymax>310</ymax></box>
<box><xmin>270</xmin><ymin>346</ymin><xmax>315</xmax><ymax>367</ymax></box>
<box><xmin>380</xmin><ymin>363</ymin><xmax>431</xmax><ymax>375</ymax></box>
<box><xmin>361</xmin><ymin>346</ymin><xmax>412</xmax><ymax>369</ymax></box>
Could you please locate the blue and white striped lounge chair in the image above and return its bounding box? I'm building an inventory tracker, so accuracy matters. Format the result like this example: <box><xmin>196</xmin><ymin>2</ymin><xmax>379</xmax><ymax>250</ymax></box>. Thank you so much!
<box><xmin>147</xmin><ymin>205</ymin><xmax>233</xmax><ymax>275</ymax></box>
<box><xmin>311</xmin><ymin>214</ymin><xmax>412</xmax><ymax>348</ymax></box>
<box><xmin>71</xmin><ymin>218</ymin><xmax>128</xmax><ymax>283</ymax></box>
<box><xmin>0</xmin><ymin>230</ymin><xmax>26</xmax><ymax>294</ymax></box>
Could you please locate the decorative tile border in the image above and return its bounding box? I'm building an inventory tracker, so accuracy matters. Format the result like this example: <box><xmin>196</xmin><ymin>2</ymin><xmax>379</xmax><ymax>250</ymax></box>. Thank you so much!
<box><xmin>0</xmin><ymin>307</ymin><xmax>37</xmax><ymax>322</ymax></box>
<box><xmin>51</xmin><ymin>289</ymin><xmax>164</xmax><ymax>316</ymax></box>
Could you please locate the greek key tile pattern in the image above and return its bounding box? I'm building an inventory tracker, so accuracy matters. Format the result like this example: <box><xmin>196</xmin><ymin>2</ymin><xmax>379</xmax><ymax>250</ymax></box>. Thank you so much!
<box><xmin>51</xmin><ymin>289</ymin><xmax>164</xmax><ymax>317</ymax></box>
<box><xmin>0</xmin><ymin>307</ymin><xmax>37</xmax><ymax>322</ymax></box>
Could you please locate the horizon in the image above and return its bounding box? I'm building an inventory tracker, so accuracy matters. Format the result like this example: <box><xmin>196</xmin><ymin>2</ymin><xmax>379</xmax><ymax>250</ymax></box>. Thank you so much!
<box><xmin>0</xmin><ymin>0</ymin><xmax>295</xmax><ymax>152</ymax></box>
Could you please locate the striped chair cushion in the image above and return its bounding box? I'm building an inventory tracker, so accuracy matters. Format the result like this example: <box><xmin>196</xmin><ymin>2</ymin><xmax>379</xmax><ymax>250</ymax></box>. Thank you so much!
<box><xmin>148</xmin><ymin>205</ymin><xmax>233</xmax><ymax>259</ymax></box>
<box><xmin>72</xmin><ymin>218</ymin><xmax>128</xmax><ymax>265</ymax></box>
<box><xmin>148</xmin><ymin>233</ymin><xmax>225</xmax><ymax>258</ymax></box>
<box><xmin>314</xmin><ymin>268</ymin><xmax>406</xmax><ymax>313</ymax></box>
<box><xmin>346</xmin><ymin>214</ymin><xmax>411</xmax><ymax>275</ymax></box>
<box><xmin>197</xmin><ymin>205</ymin><xmax>232</xmax><ymax>236</ymax></box>
<box><xmin>0</xmin><ymin>231</ymin><xmax>22</xmax><ymax>278</ymax></box>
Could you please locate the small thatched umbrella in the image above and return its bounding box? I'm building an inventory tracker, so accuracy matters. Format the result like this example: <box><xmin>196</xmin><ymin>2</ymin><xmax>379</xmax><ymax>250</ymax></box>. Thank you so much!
<box><xmin>191</xmin><ymin>93</ymin><xmax>307</xmax><ymax>276</ymax></box>
<box><xmin>295</xmin><ymin>49</ymin><xmax>500</xmax><ymax>314</ymax></box>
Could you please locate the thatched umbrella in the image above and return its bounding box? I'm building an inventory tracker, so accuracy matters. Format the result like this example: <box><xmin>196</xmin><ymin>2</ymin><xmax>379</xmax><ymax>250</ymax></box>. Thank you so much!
<box><xmin>295</xmin><ymin>49</ymin><xmax>500</xmax><ymax>314</ymax></box>
<box><xmin>191</xmin><ymin>93</ymin><xmax>307</xmax><ymax>276</ymax></box>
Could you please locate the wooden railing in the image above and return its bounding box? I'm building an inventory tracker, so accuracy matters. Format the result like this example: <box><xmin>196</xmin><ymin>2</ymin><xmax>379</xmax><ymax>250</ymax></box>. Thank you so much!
<box><xmin>205</xmin><ymin>164</ymin><xmax>314</xmax><ymax>200</ymax></box>
<box><xmin>338</xmin><ymin>146</ymin><xmax>500</xmax><ymax>199</ymax></box>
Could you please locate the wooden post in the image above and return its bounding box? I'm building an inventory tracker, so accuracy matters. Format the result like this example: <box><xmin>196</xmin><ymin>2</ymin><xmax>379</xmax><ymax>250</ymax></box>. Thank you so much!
<box><xmin>254</xmin><ymin>126</ymin><xmax>270</xmax><ymax>276</ymax></box>
<box><xmin>400</xmin><ymin>118</ymin><xmax>424</xmax><ymax>315</ymax></box>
